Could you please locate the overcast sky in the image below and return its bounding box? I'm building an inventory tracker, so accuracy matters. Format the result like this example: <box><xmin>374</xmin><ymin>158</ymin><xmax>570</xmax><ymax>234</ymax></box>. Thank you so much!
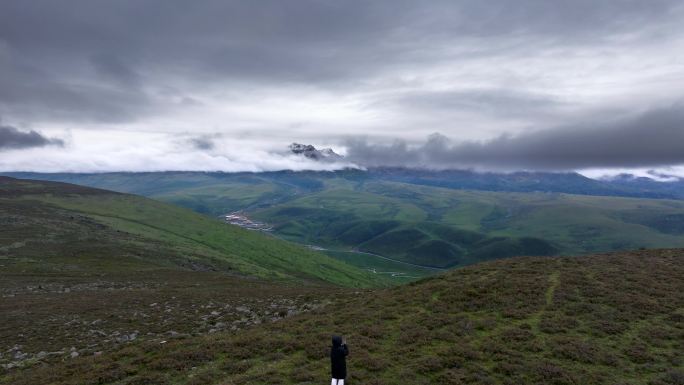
<box><xmin>1</xmin><ymin>1</ymin><xmax>683</xmax><ymax>177</ymax></box>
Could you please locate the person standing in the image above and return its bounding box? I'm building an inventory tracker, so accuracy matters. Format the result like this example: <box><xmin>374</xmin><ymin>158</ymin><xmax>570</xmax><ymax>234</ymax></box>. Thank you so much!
<box><xmin>330</xmin><ymin>335</ymin><xmax>349</xmax><ymax>385</ymax></box>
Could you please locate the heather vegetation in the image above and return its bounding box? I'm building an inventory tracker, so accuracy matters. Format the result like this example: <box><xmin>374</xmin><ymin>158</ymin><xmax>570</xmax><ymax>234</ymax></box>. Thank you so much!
<box><xmin>0</xmin><ymin>270</ymin><xmax>341</xmax><ymax>371</ymax></box>
<box><xmin>2</xmin><ymin>251</ymin><xmax>682</xmax><ymax>384</ymax></box>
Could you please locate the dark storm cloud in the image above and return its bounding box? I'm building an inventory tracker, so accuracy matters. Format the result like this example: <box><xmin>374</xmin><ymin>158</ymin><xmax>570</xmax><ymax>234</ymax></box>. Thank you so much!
<box><xmin>346</xmin><ymin>105</ymin><xmax>684</xmax><ymax>170</ymax></box>
<box><xmin>384</xmin><ymin>89</ymin><xmax>566</xmax><ymax>119</ymax></box>
<box><xmin>0</xmin><ymin>124</ymin><xmax>64</xmax><ymax>150</ymax></box>
<box><xmin>189</xmin><ymin>136</ymin><xmax>215</xmax><ymax>151</ymax></box>
<box><xmin>0</xmin><ymin>51</ymin><xmax>152</xmax><ymax>123</ymax></box>
<box><xmin>1</xmin><ymin>0</ymin><xmax>684</xmax><ymax>174</ymax></box>
<box><xmin>0</xmin><ymin>0</ymin><xmax>680</xmax><ymax>123</ymax></box>
<box><xmin>89</xmin><ymin>53</ymin><xmax>141</xmax><ymax>87</ymax></box>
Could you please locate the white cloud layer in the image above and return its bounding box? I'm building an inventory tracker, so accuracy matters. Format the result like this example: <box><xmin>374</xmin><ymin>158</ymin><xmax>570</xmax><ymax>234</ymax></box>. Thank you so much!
<box><xmin>0</xmin><ymin>129</ymin><xmax>357</xmax><ymax>173</ymax></box>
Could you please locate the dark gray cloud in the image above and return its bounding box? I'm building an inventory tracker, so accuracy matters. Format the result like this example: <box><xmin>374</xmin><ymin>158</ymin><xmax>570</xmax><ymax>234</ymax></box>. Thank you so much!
<box><xmin>381</xmin><ymin>89</ymin><xmax>567</xmax><ymax>120</ymax></box>
<box><xmin>89</xmin><ymin>53</ymin><xmax>141</xmax><ymax>87</ymax></box>
<box><xmin>0</xmin><ymin>1</ymin><xmax>683</xmax><ymax>173</ymax></box>
<box><xmin>346</xmin><ymin>105</ymin><xmax>684</xmax><ymax>171</ymax></box>
<box><xmin>189</xmin><ymin>136</ymin><xmax>215</xmax><ymax>151</ymax></box>
<box><xmin>0</xmin><ymin>52</ymin><xmax>152</xmax><ymax>123</ymax></box>
<box><xmin>0</xmin><ymin>124</ymin><xmax>64</xmax><ymax>150</ymax></box>
<box><xmin>0</xmin><ymin>0</ymin><xmax>681</xmax><ymax>123</ymax></box>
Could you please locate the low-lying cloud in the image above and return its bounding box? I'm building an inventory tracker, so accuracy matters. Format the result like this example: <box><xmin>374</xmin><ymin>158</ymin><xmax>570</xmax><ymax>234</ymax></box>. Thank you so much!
<box><xmin>0</xmin><ymin>129</ymin><xmax>358</xmax><ymax>173</ymax></box>
<box><xmin>0</xmin><ymin>124</ymin><xmax>64</xmax><ymax>150</ymax></box>
<box><xmin>345</xmin><ymin>105</ymin><xmax>684</xmax><ymax>171</ymax></box>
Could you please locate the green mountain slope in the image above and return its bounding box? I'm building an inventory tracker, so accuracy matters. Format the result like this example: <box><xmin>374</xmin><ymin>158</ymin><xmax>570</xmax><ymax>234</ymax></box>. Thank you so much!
<box><xmin>4</xmin><ymin>249</ymin><xmax>682</xmax><ymax>384</ymax></box>
<box><xmin>251</xmin><ymin>182</ymin><xmax>684</xmax><ymax>265</ymax></box>
<box><xmin>0</xmin><ymin>177</ymin><xmax>384</xmax><ymax>287</ymax></box>
<box><xmin>6</xmin><ymin>172</ymin><xmax>684</xmax><ymax>273</ymax></box>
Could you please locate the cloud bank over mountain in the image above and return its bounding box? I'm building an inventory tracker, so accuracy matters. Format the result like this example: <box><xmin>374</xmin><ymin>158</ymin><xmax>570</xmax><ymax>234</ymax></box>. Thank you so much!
<box><xmin>345</xmin><ymin>105</ymin><xmax>684</xmax><ymax>171</ymax></box>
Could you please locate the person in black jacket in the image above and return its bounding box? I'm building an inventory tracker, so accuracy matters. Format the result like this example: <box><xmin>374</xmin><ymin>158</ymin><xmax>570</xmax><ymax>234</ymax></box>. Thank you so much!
<box><xmin>330</xmin><ymin>335</ymin><xmax>349</xmax><ymax>385</ymax></box>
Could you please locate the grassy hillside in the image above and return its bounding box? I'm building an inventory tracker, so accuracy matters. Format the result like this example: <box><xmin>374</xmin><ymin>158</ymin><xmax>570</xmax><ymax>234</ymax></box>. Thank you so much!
<box><xmin>1</xmin><ymin>171</ymin><xmax>322</xmax><ymax>215</ymax></box>
<box><xmin>0</xmin><ymin>177</ymin><xmax>384</xmax><ymax>287</ymax></box>
<box><xmin>3</xmin><ymin>249</ymin><xmax>682</xmax><ymax>384</ymax></box>
<box><xmin>364</xmin><ymin>182</ymin><xmax>684</xmax><ymax>253</ymax></box>
<box><xmin>252</xmin><ymin>182</ymin><xmax>684</xmax><ymax>266</ymax></box>
<box><xmin>6</xmin><ymin>172</ymin><xmax>684</xmax><ymax>272</ymax></box>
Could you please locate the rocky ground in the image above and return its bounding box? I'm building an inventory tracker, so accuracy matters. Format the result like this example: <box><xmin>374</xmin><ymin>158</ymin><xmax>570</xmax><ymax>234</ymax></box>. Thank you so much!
<box><xmin>0</xmin><ymin>270</ymin><xmax>345</xmax><ymax>372</ymax></box>
<box><xmin>2</xmin><ymin>251</ymin><xmax>683</xmax><ymax>385</ymax></box>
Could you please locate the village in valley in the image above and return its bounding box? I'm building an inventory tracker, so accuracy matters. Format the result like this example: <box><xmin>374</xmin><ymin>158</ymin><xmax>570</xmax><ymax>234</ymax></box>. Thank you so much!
<box><xmin>223</xmin><ymin>212</ymin><xmax>272</xmax><ymax>231</ymax></box>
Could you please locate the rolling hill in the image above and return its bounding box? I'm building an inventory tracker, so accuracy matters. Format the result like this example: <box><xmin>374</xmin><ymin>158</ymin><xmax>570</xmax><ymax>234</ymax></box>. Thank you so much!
<box><xmin>0</xmin><ymin>176</ymin><xmax>383</xmax><ymax>287</ymax></box>
<box><xmin>7</xmin><ymin>168</ymin><xmax>684</xmax><ymax>201</ymax></box>
<box><xmin>1</xmin><ymin>176</ymin><xmax>384</xmax><ymax>373</ymax></box>
<box><xmin>3</xmin><ymin>249</ymin><xmax>682</xmax><ymax>384</ymax></box>
<box><xmin>248</xmin><ymin>181</ymin><xmax>684</xmax><ymax>268</ymax></box>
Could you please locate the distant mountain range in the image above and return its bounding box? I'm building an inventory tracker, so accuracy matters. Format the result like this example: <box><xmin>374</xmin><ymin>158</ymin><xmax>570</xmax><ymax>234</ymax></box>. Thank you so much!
<box><xmin>364</xmin><ymin>168</ymin><xmax>684</xmax><ymax>199</ymax></box>
<box><xmin>3</xmin><ymin>167</ymin><xmax>684</xmax><ymax>200</ymax></box>
<box><xmin>285</xmin><ymin>142</ymin><xmax>684</xmax><ymax>199</ymax></box>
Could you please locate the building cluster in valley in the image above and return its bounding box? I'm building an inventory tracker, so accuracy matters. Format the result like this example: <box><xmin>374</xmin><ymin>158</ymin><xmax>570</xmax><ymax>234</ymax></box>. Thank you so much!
<box><xmin>223</xmin><ymin>212</ymin><xmax>272</xmax><ymax>231</ymax></box>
